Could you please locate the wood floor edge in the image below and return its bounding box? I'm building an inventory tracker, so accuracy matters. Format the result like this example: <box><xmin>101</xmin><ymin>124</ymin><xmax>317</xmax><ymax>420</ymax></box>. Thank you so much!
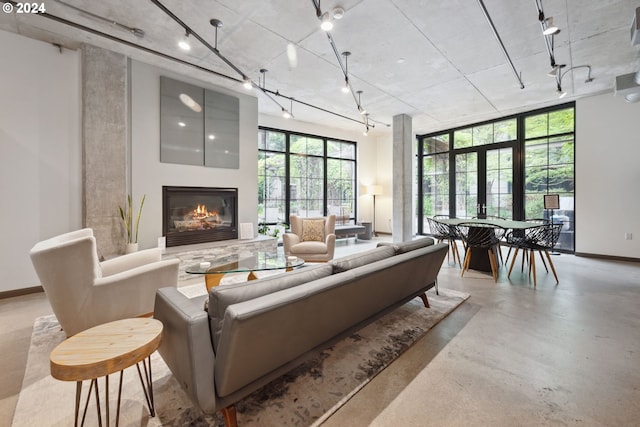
<box><xmin>0</xmin><ymin>286</ymin><xmax>44</xmax><ymax>300</ymax></box>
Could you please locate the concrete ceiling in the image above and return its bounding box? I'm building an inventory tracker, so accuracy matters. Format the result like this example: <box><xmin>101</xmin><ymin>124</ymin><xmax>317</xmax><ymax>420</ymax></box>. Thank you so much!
<box><xmin>1</xmin><ymin>0</ymin><xmax>639</xmax><ymax>136</ymax></box>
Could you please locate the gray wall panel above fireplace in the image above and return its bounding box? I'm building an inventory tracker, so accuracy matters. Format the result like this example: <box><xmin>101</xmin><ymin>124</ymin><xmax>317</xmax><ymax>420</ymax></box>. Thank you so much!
<box><xmin>131</xmin><ymin>60</ymin><xmax>258</xmax><ymax>251</ymax></box>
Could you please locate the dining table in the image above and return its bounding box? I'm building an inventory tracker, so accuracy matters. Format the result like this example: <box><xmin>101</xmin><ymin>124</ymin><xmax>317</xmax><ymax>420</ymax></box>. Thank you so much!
<box><xmin>433</xmin><ymin>217</ymin><xmax>543</xmax><ymax>273</ymax></box>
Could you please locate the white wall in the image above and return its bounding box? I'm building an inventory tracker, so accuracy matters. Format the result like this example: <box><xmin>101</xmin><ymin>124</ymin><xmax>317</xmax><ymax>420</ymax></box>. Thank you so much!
<box><xmin>258</xmin><ymin>114</ymin><xmax>379</xmax><ymax>224</ymax></box>
<box><xmin>0</xmin><ymin>30</ymin><xmax>82</xmax><ymax>291</ymax></box>
<box><xmin>575</xmin><ymin>93</ymin><xmax>640</xmax><ymax>258</ymax></box>
<box><xmin>131</xmin><ymin>61</ymin><xmax>259</xmax><ymax>249</ymax></box>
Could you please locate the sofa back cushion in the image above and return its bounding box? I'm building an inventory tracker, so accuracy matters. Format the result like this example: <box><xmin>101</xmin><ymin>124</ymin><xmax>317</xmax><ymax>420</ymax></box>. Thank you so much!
<box><xmin>208</xmin><ymin>263</ymin><xmax>333</xmax><ymax>350</ymax></box>
<box><xmin>377</xmin><ymin>237</ymin><xmax>435</xmax><ymax>254</ymax></box>
<box><xmin>330</xmin><ymin>245</ymin><xmax>396</xmax><ymax>273</ymax></box>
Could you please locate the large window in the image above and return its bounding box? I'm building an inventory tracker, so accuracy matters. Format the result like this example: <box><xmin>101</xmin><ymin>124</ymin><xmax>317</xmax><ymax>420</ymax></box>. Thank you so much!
<box><xmin>417</xmin><ymin>103</ymin><xmax>575</xmax><ymax>252</ymax></box>
<box><xmin>258</xmin><ymin>128</ymin><xmax>357</xmax><ymax>228</ymax></box>
<box><xmin>524</xmin><ymin>107</ymin><xmax>575</xmax><ymax>251</ymax></box>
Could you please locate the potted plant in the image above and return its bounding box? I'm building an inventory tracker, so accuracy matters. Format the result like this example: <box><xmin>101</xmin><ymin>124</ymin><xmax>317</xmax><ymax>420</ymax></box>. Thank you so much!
<box><xmin>119</xmin><ymin>194</ymin><xmax>145</xmax><ymax>253</ymax></box>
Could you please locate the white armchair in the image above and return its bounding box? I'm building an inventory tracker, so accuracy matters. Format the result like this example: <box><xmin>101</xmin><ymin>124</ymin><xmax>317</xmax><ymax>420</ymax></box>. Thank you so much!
<box><xmin>283</xmin><ymin>215</ymin><xmax>336</xmax><ymax>262</ymax></box>
<box><xmin>29</xmin><ymin>228</ymin><xmax>179</xmax><ymax>336</ymax></box>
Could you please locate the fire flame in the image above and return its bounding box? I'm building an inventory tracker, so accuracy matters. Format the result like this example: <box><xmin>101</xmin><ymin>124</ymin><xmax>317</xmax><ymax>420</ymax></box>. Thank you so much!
<box><xmin>191</xmin><ymin>204</ymin><xmax>218</xmax><ymax>220</ymax></box>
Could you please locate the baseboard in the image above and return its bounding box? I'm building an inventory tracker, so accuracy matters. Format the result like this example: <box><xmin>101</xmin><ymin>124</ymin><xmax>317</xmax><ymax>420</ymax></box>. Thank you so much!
<box><xmin>574</xmin><ymin>252</ymin><xmax>640</xmax><ymax>263</ymax></box>
<box><xmin>0</xmin><ymin>286</ymin><xmax>44</xmax><ymax>300</ymax></box>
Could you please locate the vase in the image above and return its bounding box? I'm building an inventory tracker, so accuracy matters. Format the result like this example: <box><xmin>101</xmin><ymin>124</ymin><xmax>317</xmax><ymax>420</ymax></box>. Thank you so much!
<box><xmin>125</xmin><ymin>243</ymin><xmax>139</xmax><ymax>254</ymax></box>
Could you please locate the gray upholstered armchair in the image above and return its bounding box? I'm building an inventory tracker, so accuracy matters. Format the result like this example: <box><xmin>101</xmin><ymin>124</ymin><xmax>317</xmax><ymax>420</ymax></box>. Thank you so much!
<box><xmin>29</xmin><ymin>228</ymin><xmax>179</xmax><ymax>336</ymax></box>
<box><xmin>283</xmin><ymin>215</ymin><xmax>336</xmax><ymax>262</ymax></box>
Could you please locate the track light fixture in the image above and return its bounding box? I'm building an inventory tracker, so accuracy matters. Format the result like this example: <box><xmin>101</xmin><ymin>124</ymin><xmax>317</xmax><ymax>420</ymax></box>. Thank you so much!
<box><xmin>282</xmin><ymin>99</ymin><xmax>294</xmax><ymax>119</ymax></box>
<box><xmin>259</xmin><ymin>69</ymin><xmax>268</xmax><ymax>89</ymax></box>
<box><xmin>536</xmin><ymin>0</ymin><xmax>561</xmax><ymax>73</ymax></box>
<box><xmin>356</xmin><ymin>91</ymin><xmax>367</xmax><ymax>115</ymax></box>
<box><xmin>341</xmin><ymin>51</ymin><xmax>351</xmax><ymax>93</ymax></box>
<box><xmin>542</xmin><ymin>17</ymin><xmax>560</xmax><ymax>35</ymax></box>
<box><xmin>320</xmin><ymin>12</ymin><xmax>333</xmax><ymax>31</ymax></box>
<box><xmin>178</xmin><ymin>32</ymin><xmax>191</xmax><ymax>51</ymax></box>
<box><xmin>555</xmin><ymin>65</ymin><xmax>593</xmax><ymax>99</ymax></box>
<box><xmin>308</xmin><ymin>0</ymin><xmax>387</xmax><ymax>130</ymax></box>
<box><xmin>243</xmin><ymin>77</ymin><xmax>252</xmax><ymax>90</ymax></box>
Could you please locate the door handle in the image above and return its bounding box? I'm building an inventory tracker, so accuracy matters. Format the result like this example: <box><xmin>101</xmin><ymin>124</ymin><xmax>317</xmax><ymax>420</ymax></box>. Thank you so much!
<box><xmin>482</xmin><ymin>204</ymin><xmax>486</xmax><ymax>214</ymax></box>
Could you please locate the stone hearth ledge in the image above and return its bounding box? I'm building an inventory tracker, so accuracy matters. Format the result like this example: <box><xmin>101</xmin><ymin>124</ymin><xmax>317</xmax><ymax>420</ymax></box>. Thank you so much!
<box><xmin>161</xmin><ymin>235</ymin><xmax>277</xmax><ymax>283</ymax></box>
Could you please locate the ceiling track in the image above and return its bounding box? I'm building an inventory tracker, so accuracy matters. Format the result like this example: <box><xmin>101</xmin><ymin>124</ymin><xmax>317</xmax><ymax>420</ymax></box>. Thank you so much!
<box><xmin>4</xmin><ymin>0</ymin><xmax>373</xmax><ymax>128</ymax></box>
<box><xmin>477</xmin><ymin>0</ymin><xmax>525</xmax><ymax>89</ymax></box>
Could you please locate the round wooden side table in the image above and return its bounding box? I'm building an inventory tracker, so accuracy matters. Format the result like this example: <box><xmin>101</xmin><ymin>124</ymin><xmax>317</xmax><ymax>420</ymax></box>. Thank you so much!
<box><xmin>50</xmin><ymin>318</ymin><xmax>163</xmax><ymax>426</ymax></box>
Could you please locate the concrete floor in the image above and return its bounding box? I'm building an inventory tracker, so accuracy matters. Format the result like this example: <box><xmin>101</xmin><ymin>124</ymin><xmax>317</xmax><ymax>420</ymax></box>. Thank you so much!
<box><xmin>1</xmin><ymin>240</ymin><xmax>639</xmax><ymax>426</ymax></box>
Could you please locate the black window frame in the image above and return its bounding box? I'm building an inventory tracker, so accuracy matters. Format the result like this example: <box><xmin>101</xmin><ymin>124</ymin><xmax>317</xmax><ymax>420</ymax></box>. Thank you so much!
<box><xmin>417</xmin><ymin>102</ymin><xmax>575</xmax><ymax>253</ymax></box>
<box><xmin>258</xmin><ymin>126</ymin><xmax>358</xmax><ymax>227</ymax></box>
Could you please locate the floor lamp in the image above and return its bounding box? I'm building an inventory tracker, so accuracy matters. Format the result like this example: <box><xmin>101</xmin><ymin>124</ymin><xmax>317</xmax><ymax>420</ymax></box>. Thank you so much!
<box><xmin>368</xmin><ymin>185</ymin><xmax>383</xmax><ymax>237</ymax></box>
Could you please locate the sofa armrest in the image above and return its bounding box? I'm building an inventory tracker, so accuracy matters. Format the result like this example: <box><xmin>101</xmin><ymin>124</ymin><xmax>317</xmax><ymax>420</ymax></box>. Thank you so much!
<box><xmin>154</xmin><ymin>287</ymin><xmax>218</xmax><ymax>414</ymax></box>
<box><xmin>100</xmin><ymin>248</ymin><xmax>162</xmax><ymax>276</ymax></box>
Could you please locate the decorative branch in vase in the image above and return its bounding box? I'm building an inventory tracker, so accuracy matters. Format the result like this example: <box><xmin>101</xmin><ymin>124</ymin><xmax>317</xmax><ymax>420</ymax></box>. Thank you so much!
<box><xmin>119</xmin><ymin>194</ymin><xmax>146</xmax><ymax>253</ymax></box>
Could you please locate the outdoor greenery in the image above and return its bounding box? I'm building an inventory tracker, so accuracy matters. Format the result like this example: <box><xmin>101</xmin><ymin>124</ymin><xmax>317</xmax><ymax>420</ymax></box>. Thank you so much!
<box><xmin>258</xmin><ymin>130</ymin><xmax>356</xmax><ymax>225</ymax></box>
<box><xmin>420</xmin><ymin>106</ymin><xmax>575</xmax><ymax>241</ymax></box>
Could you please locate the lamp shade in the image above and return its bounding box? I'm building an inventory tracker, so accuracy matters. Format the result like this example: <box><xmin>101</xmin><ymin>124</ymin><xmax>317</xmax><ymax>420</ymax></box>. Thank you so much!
<box><xmin>367</xmin><ymin>185</ymin><xmax>383</xmax><ymax>196</ymax></box>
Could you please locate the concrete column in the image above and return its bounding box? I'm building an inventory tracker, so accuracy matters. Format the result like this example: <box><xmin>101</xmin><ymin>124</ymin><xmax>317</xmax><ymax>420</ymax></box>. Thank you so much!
<box><xmin>82</xmin><ymin>45</ymin><xmax>128</xmax><ymax>258</ymax></box>
<box><xmin>392</xmin><ymin>114</ymin><xmax>413</xmax><ymax>243</ymax></box>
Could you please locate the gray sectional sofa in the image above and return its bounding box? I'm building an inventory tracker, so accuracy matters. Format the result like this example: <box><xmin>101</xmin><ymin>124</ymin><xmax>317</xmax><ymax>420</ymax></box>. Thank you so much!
<box><xmin>154</xmin><ymin>238</ymin><xmax>448</xmax><ymax>426</ymax></box>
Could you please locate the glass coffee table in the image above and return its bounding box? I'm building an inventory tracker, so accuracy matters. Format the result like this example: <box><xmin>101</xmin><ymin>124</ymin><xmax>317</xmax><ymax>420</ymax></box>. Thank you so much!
<box><xmin>185</xmin><ymin>252</ymin><xmax>305</xmax><ymax>291</ymax></box>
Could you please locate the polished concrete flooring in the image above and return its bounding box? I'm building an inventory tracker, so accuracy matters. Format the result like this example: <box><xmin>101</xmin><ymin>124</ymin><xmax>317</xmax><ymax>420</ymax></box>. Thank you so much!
<box><xmin>1</xmin><ymin>239</ymin><xmax>639</xmax><ymax>426</ymax></box>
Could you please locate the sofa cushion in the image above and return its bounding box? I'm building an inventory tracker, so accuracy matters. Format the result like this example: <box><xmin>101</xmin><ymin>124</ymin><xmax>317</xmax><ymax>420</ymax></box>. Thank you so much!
<box><xmin>330</xmin><ymin>245</ymin><xmax>396</xmax><ymax>273</ymax></box>
<box><xmin>377</xmin><ymin>237</ymin><xmax>435</xmax><ymax>254</ymax></box>
<box><xmin>301</xmin><ymin>219</ymin><xmax>325</xmax><ymax>242</ymax></box>
<box><xmin>208</xmin><ymin>263</ymin><xmax>333</xmax><ymax>350</ymax></box>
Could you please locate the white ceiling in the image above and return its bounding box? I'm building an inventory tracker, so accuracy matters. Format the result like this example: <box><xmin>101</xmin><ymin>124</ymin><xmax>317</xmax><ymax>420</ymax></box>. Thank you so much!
<box><xmin>1</xmin><ymin>0</ymin><xmax>639</xmax><ymax>136</ymax></box>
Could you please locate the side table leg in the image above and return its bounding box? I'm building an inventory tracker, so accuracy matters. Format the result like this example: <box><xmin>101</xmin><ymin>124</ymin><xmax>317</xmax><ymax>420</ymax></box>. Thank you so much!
<box><xmin>94</xmin><ymin>378</ymin><xmax>103</xmax><ymax>427</ymax></box>
<box><xmin>79</xmin><ymin>379</ymin><xmax>95</xmax><ymax>426</ymax></box>
<box><xmin>136</xmin><ymin>355</ymin><xmax>156</xmax><ymax>417</ymax></box>
<box><xmin>116</xmin><ymin>370</ymin><xmax>123</xmax><ymax>426</ymax></box>
<box><xmin>75</xmin><ymin>381</ymin><xmax>82</xmax><ymax>427</ymax></box>
<box><xmin>105</xmin><ymin>375</ymin><xmax>110</xmax><ymax>426</ymax></box>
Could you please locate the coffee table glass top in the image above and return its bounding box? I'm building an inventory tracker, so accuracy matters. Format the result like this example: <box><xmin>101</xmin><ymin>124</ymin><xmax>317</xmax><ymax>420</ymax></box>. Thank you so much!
<box><xmin>185</xmin><ymin>251</ymin><xmax>304</xmax><ymax>274</ymax></box>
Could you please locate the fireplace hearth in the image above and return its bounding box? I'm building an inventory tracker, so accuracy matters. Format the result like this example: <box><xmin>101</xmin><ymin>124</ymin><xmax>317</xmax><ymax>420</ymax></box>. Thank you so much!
<box><xmin>163</xmin><ymin>186</ymin><xmax>238</xmax><ymax>247</ymax></box>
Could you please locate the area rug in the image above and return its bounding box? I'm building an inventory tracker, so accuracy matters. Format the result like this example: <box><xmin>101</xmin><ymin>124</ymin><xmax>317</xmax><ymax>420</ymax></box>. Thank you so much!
<box><xmin>12</xmin><ymin>288</ymin><xmax>469</xmax><ymax>427</ymax></box>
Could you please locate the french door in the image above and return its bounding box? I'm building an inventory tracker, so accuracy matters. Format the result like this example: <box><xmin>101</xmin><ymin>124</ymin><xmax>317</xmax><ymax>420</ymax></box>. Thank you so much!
<box><xmin>454</xmin><ymin>145</ymin><xmax>514</xmax><ymax>219</ymax></box>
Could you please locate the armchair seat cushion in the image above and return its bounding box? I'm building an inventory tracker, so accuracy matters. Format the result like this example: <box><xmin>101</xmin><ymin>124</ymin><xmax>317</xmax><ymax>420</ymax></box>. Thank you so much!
<box><xmin>290</xmin><ymin>241</ymin><xmax>330</xmax><ymax>254</ymax></box>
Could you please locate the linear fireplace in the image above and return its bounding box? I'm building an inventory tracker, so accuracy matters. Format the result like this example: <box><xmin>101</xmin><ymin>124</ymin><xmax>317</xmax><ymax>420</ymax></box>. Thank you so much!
<box><xmin>163</xmin><ymin>186</ymin><xmax>238</xmax><ymax>247</ymax></box>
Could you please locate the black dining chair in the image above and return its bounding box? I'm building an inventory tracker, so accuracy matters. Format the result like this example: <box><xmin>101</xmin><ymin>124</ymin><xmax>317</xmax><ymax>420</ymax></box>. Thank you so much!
<box><xmin>503</xmin><ymin>218</ymin><xmax>550</xmax><ymax>265</ymax></box>
<box><xmin>427</xmin><ymin>217</ymin><xmax>462</xmax><ymax>267</ymax></box>
<box><xmin>472</xmin><ymin>215</ymin><xmax>507</xmax><ymax>264</ymax></box>
<box><xmin>507</xmin><ymin>223</ymin><xmax>562</xmax><ymax>287</ymax></box>
<box><xmin>455</xmin><ymin>222</ymin><xmax>506</xmax><ymax>282</ymax></box>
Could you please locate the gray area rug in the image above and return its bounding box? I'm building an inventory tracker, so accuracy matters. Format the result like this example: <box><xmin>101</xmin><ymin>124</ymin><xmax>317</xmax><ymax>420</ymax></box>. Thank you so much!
<box><xmin>13</xmin><ymin>288</ymin><xmax>469</xmax><ymax>426</ymax></box>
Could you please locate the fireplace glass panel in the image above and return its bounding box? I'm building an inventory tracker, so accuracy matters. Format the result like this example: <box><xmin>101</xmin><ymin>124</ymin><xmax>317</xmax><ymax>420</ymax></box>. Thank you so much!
<box><xmin>163</xmin><ymin>186</ymin><xmax>238</xmax><ymax>247</ymax></box>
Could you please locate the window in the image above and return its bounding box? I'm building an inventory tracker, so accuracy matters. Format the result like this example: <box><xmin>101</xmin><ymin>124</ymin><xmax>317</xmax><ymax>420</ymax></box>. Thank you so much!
<box><xmin>524</xmin><ymin>107</ymin><xmax>575</xmax><ymax>251</ymax></box>
<box><xmin>258</xmin><ymin>128</ymin><xmax>357</xmax><ymax>229</ymax></box>
<box><xmin>417</xmin><ymin>104</ymin><xmax>575</xmax><ymax>253</ymax></box>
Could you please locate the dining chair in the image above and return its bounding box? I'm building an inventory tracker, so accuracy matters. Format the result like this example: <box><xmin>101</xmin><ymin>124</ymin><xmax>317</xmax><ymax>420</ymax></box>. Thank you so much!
<box><xmin>503</xmin><ymin>218</ymin><xmax>550</xmax><ymax>265</ymax></box>
<box><xmin>427</xmin><ymin>217</ymin><xmax>462</xmax><ymax>267</ymax></box>
<box><xmin>472</xmin><ymin>215</ymin><xmax>507</xmax><ymax>264</ymax></box>
<box><xmin>455</xmin><ymin>222</ymin><xmax>506</xmax><ymax>282</ymax></box>
<box><xmin>507</xmin><ymin>223</ymin><xmax>562</xmax><ymax>287</ymax></box>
